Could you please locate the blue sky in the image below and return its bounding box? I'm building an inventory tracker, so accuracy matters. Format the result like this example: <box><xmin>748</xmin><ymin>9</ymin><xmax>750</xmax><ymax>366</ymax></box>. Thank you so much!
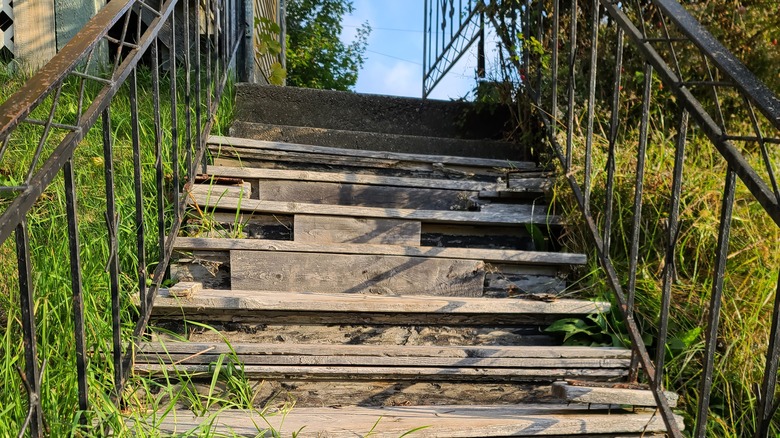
<box><xmin>340</xmin><ymin>0</ymin><xmax>483</xmax><ymax>100</ymax></box>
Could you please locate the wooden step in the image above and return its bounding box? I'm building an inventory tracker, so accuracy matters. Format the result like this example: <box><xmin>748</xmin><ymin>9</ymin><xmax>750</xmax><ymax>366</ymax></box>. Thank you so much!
<box><xmin>209</xmin><ymin>136</ymin><xmax>538</xmax><ymax>170</ymax></box>
<box><xmin>143</xmin><ymin>404</ymin><xmax>683</xmax><ymax>437</ymax></box>
<box><xmin>136</xmin><ymin>342</ymin><xmax>631</xmax><ymax>380</ymax></box>
<box><xmin>187</xmin><ymin>193</ymin><xmax>560</xmax><ymax>226</ymax></box>
<box><xmin>160</xmin><ymin>380</ymin><xmax>556</xmax><ymax>408</ymax></box>
<box><xmin>228</xmin><ymin>120</ymin><xmax>524</xmax><ymax>159</ymax></box>
<box><xmin>148</xmin><ymin>288</ymin><xmax>609</xmax><ymax>325</ymax></box>
<box><xmin>205</xmin><ymin>165</ymin><xmax>552</xmax><ymax>195</ymax></box>
<box><xmin>551</xmin><ymin>381</ymin><xmax>679</xmax><ymax>408</ymax></box>
<box><xmin>174</xmin><ymin>323</ymin><xmax>562</xmax><ymax>348</ymax></box>
<box><xmin>208</xmin><ymin>137</ymin><xmax>542</xmax><ymax>181</ymax></box>
<box><xmin>173</xmin><ymin>237</ymin><xmax>587</xmax><ymax>266</ymax></box>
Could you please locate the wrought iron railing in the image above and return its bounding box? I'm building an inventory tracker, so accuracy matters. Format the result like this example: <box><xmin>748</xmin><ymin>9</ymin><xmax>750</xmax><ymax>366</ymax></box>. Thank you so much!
<box><xmin>422</xmin><ymin>0</ymin><xmax>486</xmax><ymax>98</ymax></box>
<box><xmin>426</xmin><ymin>0</ymin><xmax>779</xmax><ymax>436</ymax></box>
<box><xmin>0</xmin><ymin>0</ymin><xmax>248</xmax><ymax>434</ymax></box>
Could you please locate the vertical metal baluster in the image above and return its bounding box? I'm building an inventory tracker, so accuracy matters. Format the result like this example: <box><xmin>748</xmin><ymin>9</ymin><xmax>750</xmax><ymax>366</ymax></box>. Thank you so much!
<box><xmin>534</xmin><ymin>0</ymin><xmax>543</xmax><ymax>104</ymax></box>
<box><xmin>655</xmin><ymin>110</ymin><xmax>688</xmax><ymax>390</ymax></box>
<box><xmin>583</xmin><ymin>0</ymin><xmax>599</xmax><ymax>214</ymax></box>
<box><xmin>756</xmin><ymin>275</ymin><xmax>780</xmax><ymax>438</ymax></box>
<box><xmin>169</xmin><ymin>12</ymin><xmax>180</xmax><ymax>223</ymax></box>
<box><xmin>627</xmin><ymin>62</ymin><xmax>653</xmax><ymax>313</ymax></box>
<box><xmin>101</xmin><ymin>108</ymin><xmax>122</xmax><ymax>400</ymax></box>
<box><xmin>550</xmin><ymin>0</ymin><xmax>559</xmax><ymax>133</ymax></box>
<box><xmin>743</xmin><ymin>98</ymin><xmax>779</xmax><ymax>201</ymax></box>
<box><xmin>195</xmin><ymin>0</ymin><xmax>203</xmax><ymax>171</ymax></box>
<box><xmin>205</xmin><ymin>0</ymin><xmax>212</xmax><ymax>135</ymax></box>
<box><xmin>184</xmin><ymin>0</ymin><xmax>193</xmax><ymax>178</ymax></box>
<box><xmin>435</xmin><ymin>0</ymin><xmax>439</xmax><ymax>60</ymax></box>
<box><xmin>63</xmin><ymin>159</ymin><xmax>88</xmax><ymax>420</ymax></box>
<box><xmin>152</xmin><ymin>38</ymin><xmax>165</xmax><ymax>266</ymax></box>
<box><xmin>129</xmin><ymin>70</ymin><xmax>147</xmax><ymax>316</ymax></box>
<box><xmin>565</xmin><ymin>0</ymin><xmax>577</xmax><ymax>170</ymax></box>
<box><xmin>477</xmin><ymin>10</ymin><xmax>485</xmax><ymax>80</ymax></box>
<box><xmin>522</xmin><ymin>0</ymin><xmax>530</xmax><ymax>87</ymax></box>
<box><xmin>603</xmin><ymin>27</ymin><xmax>623</xmax><ymax>253</ymax></box>
<box><xmin>694</xmin><ymin>167</ymin><xmax>737</xmax><ymax>437</ymax></box>
<box><xmin>15</xmin><ymin>220</ymin><xmax>43</xmax><ymax>437</ymax></box>
<box><xmin>423</xmin><ymin>0</ymin><xmax>428</xmax><ymax>98</ymax></box>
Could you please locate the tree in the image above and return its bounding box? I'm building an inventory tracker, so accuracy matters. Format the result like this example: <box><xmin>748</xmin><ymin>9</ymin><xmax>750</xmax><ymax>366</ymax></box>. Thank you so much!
<box><xmin>285</xmin><ymin>0</ymin><xmax>371</xmax><ymax>91</ymax></box>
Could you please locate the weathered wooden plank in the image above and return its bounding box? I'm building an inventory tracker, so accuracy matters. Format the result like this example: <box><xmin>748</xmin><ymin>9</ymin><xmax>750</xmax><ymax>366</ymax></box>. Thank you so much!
<box><xmin>149</xmin><ymin>405</ymin><xmax>682</xmax><ymax>437</ymax></box>
<box><xmin>213</xmin><ymin>145</ymin><xmax>435</xmax><ymax>172</ymax></box>
<box><xmin>293</xmin><ymin>216</ymin><xmax>421</xmax><ymax>246</ymax></box>
<box><xmin>256</xmin><ymin>180</ymin><xmax>473</xmax><ymax>210</ymax></box>
<box><xmin>551</xmin><ymin>381</ymin><xmax>679</xmax><ymax>408</ymax></box>
<box><xmin>167</xmin><ymin>282</ymin><xmax>202</xmax><ymax>298</ymax></box>
<box><xmin>150</xmin><ymin>289</ymin><xmax>611</xmax><ymax>315</ymax></box>
<box><xmin>173</xmin><ymin>237</ymin><xmax>586</xmax><ymax>265</ymax></box>
<box><xmin>182</xmin><ymin>323</ymin><xmax>558</xmax><ymax>348</ymax></box>
<box><xmin>206</xmin><ymin>165</ymin><xmax>499</xmax><ymax>191</ymax></box>
<box><xmin>137</xmin><ymin>342</ymin><xmax>632</xmax><ymax>359</ymax></box>
<box><xmin>153</xmin><ymin>380</ymin><xmax>555</xmax><ymax>409</ymax></box>
<box><xmin>135</xmin><ymin>363</ymin><xmax>628</xmax><ymax>379</ymax></box>
<box><xmin>230</xmin><ymin>251</ymin><xmax>486</xmax><ymax>296</ymax></box>
<box><xmin>187</xmin><ymin>182</ymin><xmax>252</xmax><ymax>199</ymax></box>
<box><xmin>188</xmin><ymin>193</ymin><xmax>560</xmax><ymax>226</ymax></box>
<box><xmin>208</xmin><ymin>135</ymin><xmax>538</xmax><ymax>170</ymax></box>
<box><xmin>136</xmin><ymin>353</ymin><xmax>629</xmax><ymax>368</ymax></box>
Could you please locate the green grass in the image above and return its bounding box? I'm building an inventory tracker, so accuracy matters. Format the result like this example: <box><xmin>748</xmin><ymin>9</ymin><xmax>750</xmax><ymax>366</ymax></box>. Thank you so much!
<box><xmin>0</xmin><ymin>63</ymin><xmax>268</xmax><ymax>436</ymax></box>
<box><xmin>548</xmin><ymin>90</ymin><xmax>780</xmax><ymax>435</ymax></box>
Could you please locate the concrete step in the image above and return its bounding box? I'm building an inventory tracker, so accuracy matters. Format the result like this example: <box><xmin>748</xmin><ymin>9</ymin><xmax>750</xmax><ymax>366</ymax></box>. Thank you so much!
<box><xmin>234</xmin><ymin>84</ymin><xmax>513</xmax><ymax>143</ymax></box>
<box><xmin>229</xmin><ymin>120</ymin><xmax>528</xmax><ymax>159</ymax></box>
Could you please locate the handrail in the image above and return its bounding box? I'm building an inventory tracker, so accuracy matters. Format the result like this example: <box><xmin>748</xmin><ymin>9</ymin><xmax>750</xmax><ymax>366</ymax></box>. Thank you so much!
<box><xmin>428</xmin><ymin>0</ymin><xmax>780</xmax><ymax>436</ymax></box>
<box><xmin>0</xmin><ymin>0</ymin><xmax>247</xmax><ymax>434</ymax></box>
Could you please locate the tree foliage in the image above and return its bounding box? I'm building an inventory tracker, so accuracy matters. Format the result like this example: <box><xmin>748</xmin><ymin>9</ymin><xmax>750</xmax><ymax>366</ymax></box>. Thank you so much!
<box><xmin>285</xmin><ymin>0</ymin><xmax>371</xmax><ymax>91</ymax></box>
<box><xmin>687</xmin><ymin>0</ymin><xmax>780</xmax><ymax>92</ymax></box>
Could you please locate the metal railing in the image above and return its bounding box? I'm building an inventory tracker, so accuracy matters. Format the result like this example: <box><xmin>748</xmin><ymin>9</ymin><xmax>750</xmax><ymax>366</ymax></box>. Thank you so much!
<box><xmin>0</xmin><ymin>0</ymin><xmax>247</xmax><ymax>434</ymax></box>
<box><xmin>426</xmin><ymin>0</ymin><xmax>779</xmax><ymax>436</ymax></box>
<box><xmin>422</xmin><ymin>0</ymin><xmax>486</xmax><ymax>98</ymax></box>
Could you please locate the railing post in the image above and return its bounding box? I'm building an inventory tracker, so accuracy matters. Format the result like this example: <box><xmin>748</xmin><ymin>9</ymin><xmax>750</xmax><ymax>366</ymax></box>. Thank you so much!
<box><xmin>64</xmin><ymin>158</ymin><xmax>89</xmax><ymax>422</ymax></box>
<box><xmin>15</xmin><ymin>219</ymin><xmax>43</xmax><ymax>437</ymax></box>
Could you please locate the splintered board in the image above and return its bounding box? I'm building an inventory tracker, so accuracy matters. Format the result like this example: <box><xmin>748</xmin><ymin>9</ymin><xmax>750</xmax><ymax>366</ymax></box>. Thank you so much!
<box><xmin>230</xmin><ymin>250</ymin><xmax>486</xmax><ymax>296</ymax></box>
<box><xmin>294</xmin><ymin>215</ymin><xmax>421</xmax><ymax>245</ymax></box>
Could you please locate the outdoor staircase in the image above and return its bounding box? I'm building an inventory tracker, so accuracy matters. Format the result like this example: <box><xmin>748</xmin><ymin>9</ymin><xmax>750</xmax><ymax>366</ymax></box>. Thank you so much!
<box><xmin>135</xmin><ymin>85</ymin><xmax>683</xmax><ymax>436</ymax></box>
